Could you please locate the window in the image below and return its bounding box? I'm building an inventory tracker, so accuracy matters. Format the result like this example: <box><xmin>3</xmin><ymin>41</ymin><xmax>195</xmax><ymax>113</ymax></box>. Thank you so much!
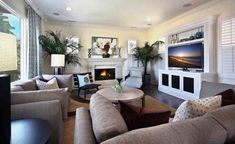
<box><xmin>0</xmin><ymin>3</ymin><xmax>27</xmax><ymax>82</ymax></box>
<box><xmin>220</xmin><ymin>16</ymin><xmax>235</xmax><ymax>74</ymax></box>
<box><xmin>221</xmin><ymin>18</ymin><xmax>235</xmax><ymax>45</ymax></box>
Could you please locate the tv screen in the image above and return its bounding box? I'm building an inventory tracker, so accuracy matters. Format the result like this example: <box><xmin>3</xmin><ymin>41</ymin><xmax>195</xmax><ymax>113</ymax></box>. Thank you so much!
<box><xmin>168</xmin><ymin>42</ymin><xmax>204</xmax><ymax>68</ymax></box>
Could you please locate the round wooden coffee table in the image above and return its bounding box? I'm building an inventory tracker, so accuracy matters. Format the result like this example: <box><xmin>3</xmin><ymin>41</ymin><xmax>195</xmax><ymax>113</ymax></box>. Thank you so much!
<box><xmin>96</xmin><ymin>87</ymin><xmax>144</xmax><ymax>106</ymax></box>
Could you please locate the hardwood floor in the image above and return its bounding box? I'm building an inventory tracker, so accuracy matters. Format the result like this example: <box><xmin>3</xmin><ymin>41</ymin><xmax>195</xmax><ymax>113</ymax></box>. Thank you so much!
<box><xmin>143</xmin><ymin>84</ymin><xmax>184</xmax><ymax>109</ymax></box>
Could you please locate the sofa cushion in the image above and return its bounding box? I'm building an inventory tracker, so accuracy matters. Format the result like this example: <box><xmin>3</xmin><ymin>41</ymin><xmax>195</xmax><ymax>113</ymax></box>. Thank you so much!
<box><xmin>15</xmin><ymin>79</ymin><xmax>37</xmax><ymax>91</ymax></box>
<box><xmin>200</xmin><ymin>81</ymin><xmax>235</xmax><ymax>98</ymax></box>
<box><xmin>101</xmin><ymin>116</ymin><xmax>227</xmax><ymax>144</ymax></box>
<box><xmin>173</xmin><ymin>95</ymin><xmax>221</xmax><ymax>122</ymax></box>
<box><xmin>42</xmin><ymin>74</ymin><xmax>73</xmax><ymax>92</ymax></box>
<box><xmin>90</xmin><ymin>94</ymin><xmax>128</xmax><ymax>143</ymax></box>
<box><xmin>123</xmin><ymin>77</ymin><xmax>142</xmax><ymax>88</ymax></box>
<box><xmin>11</xmin><ymin>88</ymin><xmax>70</xmax><ymax>120</ymax></box>
<box><xmin>119</xmin><ymin>101</ymin><xmax>170</xmax><ymax>130</ymax></box>
<box><xmin>11</xmin><ymin>85</ymin><xmax>24</xmax><ymax>92</ymax></box>
<box><xmin>74</xmin><ymin>108</ymin><xmax>97</xmax><ymax>144</ymax></box>
<box><xmin>205</xmin><ymin>105</ymin><xmax>235</xmax><ymax>143</ymax></box>
<box><xmin>130</xmin><ymin>70</ymin><xmax>142</xmax><ymax>78</ymax></box>
<box><xmin>36</xmin><ymin>77</ymin><xmax>59</xmax><ymax>90</ymax></box>
<box><xmin>215</xmin><ymin>89</ymin><xmax>235</xmax><ymax>106</ymax></box>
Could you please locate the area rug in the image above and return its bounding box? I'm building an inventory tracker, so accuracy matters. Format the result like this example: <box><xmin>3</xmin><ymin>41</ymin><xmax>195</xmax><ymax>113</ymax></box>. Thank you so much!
<box><xmin>64</xmin><ymin>95</ymin><xmax>176</xmax><ymax>144</ymax></box>
<box><xmin>68</xmin><ymin>95</ymin><xmax>175</xmax><ymax>115</ymax></box>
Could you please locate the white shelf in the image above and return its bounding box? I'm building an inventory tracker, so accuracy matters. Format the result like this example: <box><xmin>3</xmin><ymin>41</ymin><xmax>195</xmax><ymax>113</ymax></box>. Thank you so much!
<box><xmin>168</xmin><ymin>38</ymin><xmax>204</xmax><ymax>47</ymax></box>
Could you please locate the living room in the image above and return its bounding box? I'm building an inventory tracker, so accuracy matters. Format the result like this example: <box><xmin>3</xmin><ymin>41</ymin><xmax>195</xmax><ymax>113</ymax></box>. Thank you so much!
<box><xmin>0</xmin><ymin>0</ymin><xmax>235</xmax><ymax>144</ymax></box>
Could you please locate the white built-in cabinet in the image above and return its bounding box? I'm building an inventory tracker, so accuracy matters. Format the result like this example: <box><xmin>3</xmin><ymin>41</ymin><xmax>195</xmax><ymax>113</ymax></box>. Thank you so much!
<box><xmin>158</xmin><ymin>70</ymin><xmax>215</xmax><ymax>100</ymax></box>
<box><xmin>158</xmin><ymin>16</ymin><xmax>217</xmax><ymax>100</ymax></box>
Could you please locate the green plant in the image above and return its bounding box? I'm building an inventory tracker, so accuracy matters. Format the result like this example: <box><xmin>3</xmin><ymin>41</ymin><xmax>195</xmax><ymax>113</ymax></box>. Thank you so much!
<box><xmin>39</xmin><ymin>30</ymin><xmax>82</xmax><ymax>65</ymax></box>
<box><xmin>133</xmin><ymin>41</ymin><xmax>164</xmax><ymax>75</ymax></box>
<box><xmin>112</xmin><ymin>84</ymin><xmax>123</xmax><ymax>93</ymax></box>
<box><xmin>0</xmin><ymin>13</ymin><xmax>15</xmax><ymax>34</ymax></box>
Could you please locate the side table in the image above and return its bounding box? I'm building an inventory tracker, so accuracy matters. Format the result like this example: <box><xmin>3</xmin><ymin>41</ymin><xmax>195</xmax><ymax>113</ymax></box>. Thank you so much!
<box><xmin>11</xmin><ymin>118</ymin><xmax>51</xmax><ymax>144</ymax></box>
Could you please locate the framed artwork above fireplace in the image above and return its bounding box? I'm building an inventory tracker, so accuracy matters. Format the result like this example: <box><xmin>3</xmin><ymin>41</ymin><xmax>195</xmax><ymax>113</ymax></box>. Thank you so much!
<box><xmin>91</xmin><ymin>36</ymin><xmax>118</xmax><ymax>55</ymax></box>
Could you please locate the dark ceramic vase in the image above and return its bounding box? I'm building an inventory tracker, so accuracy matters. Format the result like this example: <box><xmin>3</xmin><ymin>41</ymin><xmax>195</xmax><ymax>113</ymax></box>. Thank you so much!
<box><xmin>195</xmin><ymin>32</ymin><xmax>204</xmax><ymax>39</ymax></box>
<box><xmin>102</xmin><ymin>53</ymin><xmax>110</xmax><ymax>58</ymax></box>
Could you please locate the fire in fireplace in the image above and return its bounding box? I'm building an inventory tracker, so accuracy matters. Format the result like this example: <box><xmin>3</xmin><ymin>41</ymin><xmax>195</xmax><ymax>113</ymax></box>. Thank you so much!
<box><xmin>95</xmin><ymin>68</ymin><xmax>115</xmax><ymax>81</ymax></box>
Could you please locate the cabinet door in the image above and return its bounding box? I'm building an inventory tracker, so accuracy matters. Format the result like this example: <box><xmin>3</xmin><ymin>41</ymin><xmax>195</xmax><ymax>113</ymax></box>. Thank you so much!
<box><xmin>171</xmin><ymin>75</ymin><xmax>180</xmax><ymax>89</ymax></box>
<box><xmin>162</xmin><ymin>74</ymin><xmax>169</xmax><ymax>86</ymax></box>
<box><xmin>183</xmin><ymin>77</ymin><xmax>194</xmax><ymax>93</ymax></box>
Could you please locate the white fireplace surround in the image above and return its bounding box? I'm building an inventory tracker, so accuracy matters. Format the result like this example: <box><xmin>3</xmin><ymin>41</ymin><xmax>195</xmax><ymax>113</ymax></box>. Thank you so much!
<box><xmin>84</xmin><ymin>58</ymin><xmax>126</xmax><ymax>81</ymax></box>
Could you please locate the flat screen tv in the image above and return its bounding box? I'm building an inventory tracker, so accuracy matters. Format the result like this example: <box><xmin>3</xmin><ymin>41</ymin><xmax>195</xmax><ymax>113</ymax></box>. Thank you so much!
<box><xmin>168</xmin><ymin>42</ymin><xmax>204</xmax><ymax>69</ymax></box>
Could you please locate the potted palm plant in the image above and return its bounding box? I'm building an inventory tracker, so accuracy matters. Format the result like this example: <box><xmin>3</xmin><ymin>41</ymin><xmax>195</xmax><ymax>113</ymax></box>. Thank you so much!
<box><xmin>133</xmin><ymin>40</ymin><xmax>164</xmax><ymax>85</ymax></box>
<box><xmin>39</xmin><ymin>31</ymin><xmax>82</xmax><ymax>74</ymax></box>
<box><xmin>39</xmin><ymin>31</ymin><xmax>82</xmax><ymax>64</ymax></box>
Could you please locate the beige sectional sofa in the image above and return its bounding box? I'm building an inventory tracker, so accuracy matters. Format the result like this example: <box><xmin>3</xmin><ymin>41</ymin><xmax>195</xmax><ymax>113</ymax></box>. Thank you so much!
<box><xmin>74</xmin><ymin>81</ymin><xmax>235</xmax><ymax>144</ymax></box>
<box><xmin>11</xmin><ymin>74</ymin><xmax>73</xmax><ymax>144</ymax></box>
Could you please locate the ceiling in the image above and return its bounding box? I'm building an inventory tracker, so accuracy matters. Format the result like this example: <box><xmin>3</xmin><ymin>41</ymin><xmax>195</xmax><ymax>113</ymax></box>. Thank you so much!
<box><xmin>32</xmin><ymin>0</ymin><xmax>213</xmax><ymax>28</ymax></box>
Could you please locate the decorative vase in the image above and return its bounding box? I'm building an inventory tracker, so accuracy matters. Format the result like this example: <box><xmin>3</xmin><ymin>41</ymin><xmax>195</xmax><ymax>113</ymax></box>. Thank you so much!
<box><xmin>143</xmin><ymin>74</ymin><xmax>151</xmax><ymax>86</ymax></box>
<box><xmin>111</xmin><ymin>47</ymin><xmax>116</xmax><ymax>55</ymax></box>
<box><xmin>195</xmin><ymin>32</ymin><xmax>203</xmax><ymax>39</ymax></box>
<box><xmin>118</xmin><ymin>47</ymin><xmax>121</xmax><ymax>58</ymax></box>
<box><xmin>102</xmin><ymin>53</ymin><xmax>110</xmax><ymax>58</ymax></box>
<box><xmin>88</xmin><ymin>48</ymin><xmax>91</xmax><ymax>58</ymax></box>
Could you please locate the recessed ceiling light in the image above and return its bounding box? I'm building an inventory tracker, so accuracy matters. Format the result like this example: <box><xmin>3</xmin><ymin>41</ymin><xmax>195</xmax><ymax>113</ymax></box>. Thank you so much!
<box><xmin>53</xmin><ymin>12</ymin><xmax>60</xmax><ymax>16</ymax></box>
<box><xmin>66</xmin><ymin>6</ymin><xmax>72</xmax><ymax>11</ymax></box>
<box><xmin>147</xmin><ymin>23</ymin><xmax>152</xmax><ymax>26</ymax></box>
<box><xmin>183</xmin><ymin>3</ymin><xmax>192</xmax><ymax>7</ymax></box>
<box><xmin>146</xmin><ymin>18</ymin><xmax>151</xmax><ymax>21</ymax></box>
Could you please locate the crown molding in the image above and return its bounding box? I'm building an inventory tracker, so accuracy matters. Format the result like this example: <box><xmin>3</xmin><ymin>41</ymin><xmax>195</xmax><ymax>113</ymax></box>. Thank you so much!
<box><xmin>25</xmin><ymin>0</ymin><xmax>45</xmax><ymax>19</ymax></box>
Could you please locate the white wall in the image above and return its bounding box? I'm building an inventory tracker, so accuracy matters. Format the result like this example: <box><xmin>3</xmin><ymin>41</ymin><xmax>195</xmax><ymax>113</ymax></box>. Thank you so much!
<box><xmin>42</xmin><ymin>20</ymin><xmax>147</xmax><ymax>75</ymax></box>
<box><xmin>7</xmin><ymin>0</ymin><xmax>235</xmax><ymax>84</ymax></box>
<box><xmin>147</xmin><ymin>0</ymin><xmax>235</xmax><ymax>84</ymax></box>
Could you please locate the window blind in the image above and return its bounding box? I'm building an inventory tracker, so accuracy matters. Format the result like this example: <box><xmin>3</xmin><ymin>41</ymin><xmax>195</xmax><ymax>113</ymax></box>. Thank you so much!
<box><xmin>221</xmin><ymin>18</ymin><xmax>235</xmax><ymax>45</ymax></box>
<box><xmin>221</xmin><ymin>17</ymin><xmax>235</xmax><ymax>74</ymax></box>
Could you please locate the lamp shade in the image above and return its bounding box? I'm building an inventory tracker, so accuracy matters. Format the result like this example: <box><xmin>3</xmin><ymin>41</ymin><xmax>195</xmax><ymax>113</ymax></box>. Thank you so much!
<box><xmin>0</xmin><ymin>32</ymin><xmax>17</xmax><ymax>71</ymax></box>
<box><xmin>51</xmin><ymin>54</ymin><xmax>65</xmax><ymax>67</ymax></box>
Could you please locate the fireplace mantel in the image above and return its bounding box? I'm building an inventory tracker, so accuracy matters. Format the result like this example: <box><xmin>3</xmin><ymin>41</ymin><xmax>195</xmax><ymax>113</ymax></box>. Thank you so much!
<box><xmin>83</xmin><ymin>58</ymin><xmax>126</xmax><ymax>81</ymax></box>
<box><xmin>84</xmin><ymin>58</ymin><xmax>126</xmax><ymax>63</ymax></box>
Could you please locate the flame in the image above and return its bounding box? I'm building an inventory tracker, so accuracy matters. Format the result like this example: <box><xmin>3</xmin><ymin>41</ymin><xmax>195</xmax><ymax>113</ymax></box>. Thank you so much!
<box><xmin>100</xmin><ymin>70</ymin><xmax>107</xmax><ymax>76</ymax></box>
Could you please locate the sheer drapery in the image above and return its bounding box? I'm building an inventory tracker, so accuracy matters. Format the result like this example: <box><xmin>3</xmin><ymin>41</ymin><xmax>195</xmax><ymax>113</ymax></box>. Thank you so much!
<box><xmin>27</xmin><ymin>4</ymin><xmax>43</xmax><ymax>78</ymax></box>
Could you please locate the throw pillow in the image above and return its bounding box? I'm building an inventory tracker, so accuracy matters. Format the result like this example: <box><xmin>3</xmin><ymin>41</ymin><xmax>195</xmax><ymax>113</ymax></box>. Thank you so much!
<box><xmin>215</xmin><ymin>89</ymin><xmax>235</xmax><ymax>106</ymax></box>
<box><xmin>119</xmin><ymin>101</ymin><xmax>171</xmax><ymax>130</ymax></box>
<box><xmin>36</xmin><ymin>77</ymin><xmax>59</xmax><ymax>90</ymax></box>
<box><xmin>15</xmin><ymin>79</ymin><xmax>37</xmax><ymax>91</ymax></box>
<box><xmin>32</xmin><ymin>75</ymin><xmax>49</xmax><ymax>82</ymax></box>
<box><xmin>173</xmin><ymin>95</ymin><xmax>222</xmax><ymax>122</ymax></box>
<box><xmin>77</xmin><ymin>74</ymin><xmax>90</xmax><ymax>87</ymax></box>
<box><xmin>130</xmin><ymin>70</ymin><xmax>142</xmax><ymax>78</ymax></box>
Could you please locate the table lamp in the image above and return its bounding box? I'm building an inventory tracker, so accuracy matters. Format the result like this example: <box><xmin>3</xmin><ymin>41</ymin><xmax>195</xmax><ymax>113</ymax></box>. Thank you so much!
<box><xmin>0</xmin><ymin>32</ymin><xmax>17</xmax><ymax>143</ymax></box>
<box><xmin>51</xmin><ymin>54</ymin><xmax>65</xmax><ymax>75</ymax></box>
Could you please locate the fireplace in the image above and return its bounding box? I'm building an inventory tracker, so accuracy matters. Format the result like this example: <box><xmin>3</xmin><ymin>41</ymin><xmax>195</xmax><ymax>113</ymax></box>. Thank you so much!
<box><xmin>95</xmin><ymin>68</ymin><xmax>115</xmax><ymax>81</ymax></box>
